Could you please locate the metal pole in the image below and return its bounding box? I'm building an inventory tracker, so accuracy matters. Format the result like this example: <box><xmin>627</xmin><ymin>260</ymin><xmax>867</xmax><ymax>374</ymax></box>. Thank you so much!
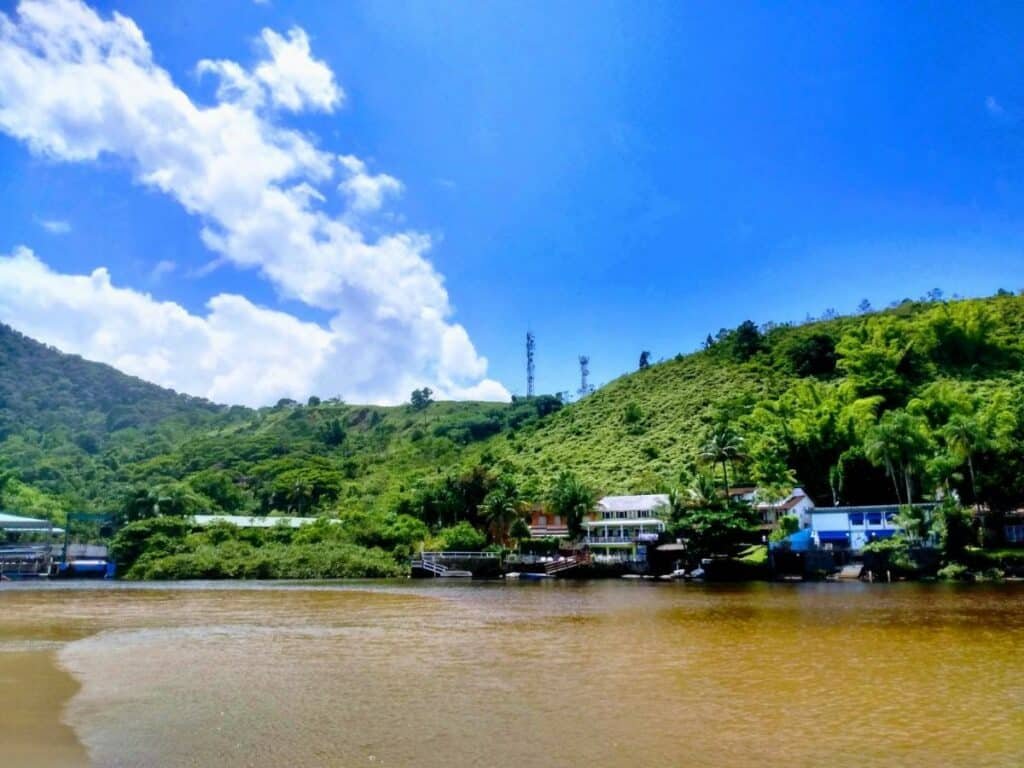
<box><xmin>63</xmin><ymin>511</ymin><xmax>71</xmax><ymax>565</ymax></box>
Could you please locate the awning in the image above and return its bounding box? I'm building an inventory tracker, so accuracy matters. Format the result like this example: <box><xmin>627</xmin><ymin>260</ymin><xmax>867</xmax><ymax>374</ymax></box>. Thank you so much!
<box><xmin>0</xmin><ymin>512</ymin><xmax>57</xmax><ymax>532</ymax></box>
<box><xmin>817</xmin><ymin>531</ymin><xmax>850</xmax><ymax>543</ymax></box>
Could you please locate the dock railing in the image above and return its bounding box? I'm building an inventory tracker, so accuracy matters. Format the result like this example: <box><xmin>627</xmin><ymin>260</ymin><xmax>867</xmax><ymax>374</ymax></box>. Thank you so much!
<box><xmin>410</xmin><ymin>551</ymin><xmax>501</xmax><ymax>577</ymax></box>
<box><xmin>417</xmin><ymin>551</ymin><xmax>501</xmax><ymax>561</ymax></box>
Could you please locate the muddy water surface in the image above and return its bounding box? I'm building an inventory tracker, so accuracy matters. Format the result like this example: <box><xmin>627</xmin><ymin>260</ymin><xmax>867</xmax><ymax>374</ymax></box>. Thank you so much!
<box><xmin>1</xmin><ymin>580</ymin><xmax>1022</xmax><ymax>767</ymax></box>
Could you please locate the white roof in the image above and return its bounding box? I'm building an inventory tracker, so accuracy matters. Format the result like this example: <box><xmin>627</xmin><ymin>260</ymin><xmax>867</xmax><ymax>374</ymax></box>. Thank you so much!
<box><xmin>752</xmin><ymin>487</ymin><xmax>812</xmax><ymax>510</ymax></box>
<box><xmin>0</xmin><ymin>512</ymin><xmax>58</xmax><ymax>532</ymax></box>
<box><xmin>191</xmin><ymin>515</ymin><xmax>330</xmax><ymax>529</ymax></box>
<box><xmin>596</xmin><ymin>494</ymin><xmax>671</xmax><ymax>513</ymax></box>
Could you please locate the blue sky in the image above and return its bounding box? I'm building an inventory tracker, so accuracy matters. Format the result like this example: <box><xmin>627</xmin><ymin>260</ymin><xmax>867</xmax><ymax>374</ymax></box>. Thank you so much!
<box><xmin>1</xmin><ymin>0</ymin><xmax>1023</xmax><ymax>404</ymax></box>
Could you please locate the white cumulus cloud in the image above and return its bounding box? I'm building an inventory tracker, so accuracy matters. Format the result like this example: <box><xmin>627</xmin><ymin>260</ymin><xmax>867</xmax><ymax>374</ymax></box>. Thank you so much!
<box><xmin>197</xmin><ymin>27</ymin><xmax>342</xmax><ymax>114</ymax></box>
<box><xmin>0</xmin><ymin>247</ymin><xmax>505</xmax><ymax>406</ymax></box>
<box><xmin>338</xmin><ymin>154</ymin><xmax>403</xmax><ymax>213</ymax></box>
<box><xmin>254</xmin><ymin>28</ymin><xmax>341</xmax><ymax>113</ymax></box>
<box><xmin>0</xmin><ymin>0</ymin><xmax>508</xmax><ymax>405</ymax></box>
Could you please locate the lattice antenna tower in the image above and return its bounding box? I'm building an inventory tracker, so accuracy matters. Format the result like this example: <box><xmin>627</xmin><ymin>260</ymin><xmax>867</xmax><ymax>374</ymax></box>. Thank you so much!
<box><xmin>577</xmin><ymin>355</ymin><xmax>592</xmax><ymax>398</ymax></box>
<box><xmin>526</xmin><ymin>331</ymin><xmax>536</xmax><ymax>398</ymax></box>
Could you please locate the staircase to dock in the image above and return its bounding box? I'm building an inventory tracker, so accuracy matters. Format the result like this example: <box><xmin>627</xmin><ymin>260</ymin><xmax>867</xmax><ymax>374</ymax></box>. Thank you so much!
<box><xmin>410</xmin><ymin>551</ymin><xmax>491</xmax><ymax>578</ymax></box>
<box><xmin>411</xmin><ymin>556</ymin><xmax>449</xmax><ymax>576</ymax></box>
<box><xmin>544</xmin><ymin>553</ymin><xmax>591</xmax><ymax>575</ymax></box>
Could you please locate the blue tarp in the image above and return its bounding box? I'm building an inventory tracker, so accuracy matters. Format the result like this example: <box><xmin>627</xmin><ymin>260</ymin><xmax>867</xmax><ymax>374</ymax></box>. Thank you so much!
<box><xmin>775</xmin><ymin>528</ymin><xmax>813</xmax><ymax>552</ymax></box>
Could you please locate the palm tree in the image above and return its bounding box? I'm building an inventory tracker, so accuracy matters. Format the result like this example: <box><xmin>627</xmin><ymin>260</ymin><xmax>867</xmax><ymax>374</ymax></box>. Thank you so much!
<box><xmin>942</xmin><ymin>413</ymin><xmax>984</xmax><ymax>501</ymax></box>
<box><xmin>864</xmin><ymin>419</ymin><xmax>903</xmax><ymax>503</ymax></box>
<box><xmin>864</xmin><ymin>410</ymin><xmax>931</xmax><ymax>504</ymax></box>
<box><xmin>684</xmin><ymin>471</ymin><xmax>721</xmax><ymax>510</ymax></box>
<box><xmin>700</xmin><ymin>424</ymin><xmax>745</xmax><ymax>498</ymax></box>
<box><xmin>479</xmin><ymin>477</ymin><xmax>522</xmax><ymax>547</ymax></box>
<box><xmin>547</xmin><ymin>471</ymin><xmax>597</xmax><ymax>539</ymax></box>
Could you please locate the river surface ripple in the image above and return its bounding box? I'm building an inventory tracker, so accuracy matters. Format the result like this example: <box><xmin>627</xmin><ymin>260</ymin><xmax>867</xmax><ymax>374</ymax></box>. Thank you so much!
<box><xmin>1</xmin><ymin>580</ymin><xmax>1022</xmax><ymax>768</ymax></box>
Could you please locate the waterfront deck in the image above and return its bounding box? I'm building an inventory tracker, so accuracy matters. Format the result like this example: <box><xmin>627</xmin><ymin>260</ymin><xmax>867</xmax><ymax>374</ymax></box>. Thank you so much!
<box><xmin>0</xmin><ymin>544</ymin><xmax>54</xmax><ymax>579</ymax></box>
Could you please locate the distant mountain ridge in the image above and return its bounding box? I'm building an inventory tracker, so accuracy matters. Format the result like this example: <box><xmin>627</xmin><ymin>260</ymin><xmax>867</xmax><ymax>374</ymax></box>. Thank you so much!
<box><xmin>0</xmin><ymin>322</ymin><xmax>226</xmax><ymax>442</ymax></box>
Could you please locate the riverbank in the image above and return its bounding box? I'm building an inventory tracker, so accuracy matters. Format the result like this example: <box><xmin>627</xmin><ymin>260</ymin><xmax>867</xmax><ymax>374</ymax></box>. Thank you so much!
<box><xmin>0</xmin><ymin>646</ymin><xmax>89</xmax><ymax>767</ymax></box>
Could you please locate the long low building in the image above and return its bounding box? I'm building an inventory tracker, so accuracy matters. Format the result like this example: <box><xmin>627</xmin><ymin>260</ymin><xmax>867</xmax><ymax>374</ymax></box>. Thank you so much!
<box><xmin>191</xmin><ymin>514</ymin><xmax>331</xmax><ymax>529</ymax></box>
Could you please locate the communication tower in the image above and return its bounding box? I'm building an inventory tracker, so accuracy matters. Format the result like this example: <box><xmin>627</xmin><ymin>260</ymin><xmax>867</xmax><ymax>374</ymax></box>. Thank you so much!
<box><xmin>526</xmin><ymin>332</ymin><xmax>536</xmax><ymax>398</ymax></box>
<box><xmin>577</xmin><ymin>355</ymin><xmax>593</xmax><ymax>398</ymax></box>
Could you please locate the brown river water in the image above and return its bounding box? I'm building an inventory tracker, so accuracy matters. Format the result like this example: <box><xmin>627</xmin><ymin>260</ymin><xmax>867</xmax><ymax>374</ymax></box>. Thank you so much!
<box><xmin>1</xmin><ymin>580</ymin><xmax>1022</xmax><ymax>768</ymax></box>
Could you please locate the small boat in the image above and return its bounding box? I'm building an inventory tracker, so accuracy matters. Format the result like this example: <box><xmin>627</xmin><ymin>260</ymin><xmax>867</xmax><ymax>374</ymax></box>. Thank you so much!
<box><xmin>518</xmin><ymin>572</ymin><xmax>551</xmax><ymax>580</ymax></box>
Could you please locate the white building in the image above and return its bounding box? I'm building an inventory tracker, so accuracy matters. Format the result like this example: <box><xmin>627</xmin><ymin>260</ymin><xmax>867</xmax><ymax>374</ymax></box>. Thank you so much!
<box><xmin>191</xmin><ymin>515</ymin><xmax>329</xmax><ymax>529</ymax></box>
<box><xmin>760</xmin><ymin>487</ymin><xmax>816</xmax><ymax>530</ymax></box>
<box><xmin>729</xmin><ymin>486</ymin><xmax>816</xmax><ymax>530</ymax></box>
<box><xmin>582</xmin><ymin>494</ymin><xmax>669</xmax><ymax>561</ymax></box>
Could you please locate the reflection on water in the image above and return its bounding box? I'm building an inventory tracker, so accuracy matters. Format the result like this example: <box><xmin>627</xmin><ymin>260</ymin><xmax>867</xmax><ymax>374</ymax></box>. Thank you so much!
<box><xmin>1</xmin><ymin>580</ymin><xmax>1023</xmax><ymax>767</ymax></box>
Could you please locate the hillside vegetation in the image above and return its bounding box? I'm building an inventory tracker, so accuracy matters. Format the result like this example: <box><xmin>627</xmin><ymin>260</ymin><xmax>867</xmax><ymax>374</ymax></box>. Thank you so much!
<box><xmin>490</xmin><ymin>293</ymin><xmax>1024</xmax><ymax>508</ymax></box>
<box><xmin>3</xmin><ymin>292</ymin><xmax>1024</xmax><ymax>577</ymax></box>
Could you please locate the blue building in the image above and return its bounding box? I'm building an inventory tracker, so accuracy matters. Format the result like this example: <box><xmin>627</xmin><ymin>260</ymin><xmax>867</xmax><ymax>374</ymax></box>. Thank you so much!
<box><xmin>787</xmin><ymin>505</ymin><xmax>936</xmax><ymax>554</ymax></box>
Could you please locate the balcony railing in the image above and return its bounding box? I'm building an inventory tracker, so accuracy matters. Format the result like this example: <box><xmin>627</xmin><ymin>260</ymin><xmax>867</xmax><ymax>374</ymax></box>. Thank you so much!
<box><xmin>583</xmin><ymin>535</ymin><xmax>635</xmax><ymax>544</ymax></box>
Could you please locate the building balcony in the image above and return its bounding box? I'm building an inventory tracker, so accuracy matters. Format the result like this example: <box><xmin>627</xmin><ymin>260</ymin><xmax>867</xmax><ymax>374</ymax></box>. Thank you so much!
<box><xmin>584</xmin><ymin>535</ymin><xmax>634</xmax><ymax>544</ymax></box>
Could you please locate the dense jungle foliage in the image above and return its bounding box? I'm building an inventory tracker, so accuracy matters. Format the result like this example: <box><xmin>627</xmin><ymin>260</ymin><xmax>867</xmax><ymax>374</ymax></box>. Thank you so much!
<box><xmin>3</xmin><ymin>290</ymin><xmax>1024</xmax><ymax>578</ymax></box>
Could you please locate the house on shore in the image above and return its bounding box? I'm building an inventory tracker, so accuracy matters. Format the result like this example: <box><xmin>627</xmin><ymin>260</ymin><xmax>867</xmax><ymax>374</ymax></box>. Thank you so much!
<box><xmin>525</xmin><ymin>506</ymin><xmax>570</xmax><ymax>538</ymax></box>
<box><xmin>782</xmin><ymin>504</ymin><xmax>936</xmax><ymax>554</ymax></box>
<box><xmin>582</xmin><ymin>494</ymin><xmax>669</xmax><ymax>562</ymax></box>
<box><xmin>729</xmin><ymin>486</ymin><xmax>816</xmax><ymax>532</ymax></box>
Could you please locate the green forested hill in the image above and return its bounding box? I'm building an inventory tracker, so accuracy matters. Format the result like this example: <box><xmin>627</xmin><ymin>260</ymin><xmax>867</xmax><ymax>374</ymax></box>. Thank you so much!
<box><xmin>0</xmin><ymin>322</ymin><xmax>226</xmax><ymax>438</ymax></box>
<box><xmin>488</xmin><ymin>293</ymin><xmax>1024</xmax><ymax>507</ymax></box>
<box><xmin>484</xmin><ymin>355</ymin><xmax>778</xmax><ymax>495</ymax></box>
<box><xmin>3</xmin><ymin>293</ymin><xmax>1024</xmax><ymax>576</ymax></box>
<box><xmin>0</xmin><ymin>323</ymin><xmax>243</xmax><ymax>518</ymax></box>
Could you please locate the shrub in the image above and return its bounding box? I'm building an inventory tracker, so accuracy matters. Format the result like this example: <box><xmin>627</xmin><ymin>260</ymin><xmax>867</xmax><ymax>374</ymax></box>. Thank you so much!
<box><xmin>937</xmin><ymin>563</ymin><xmax>971</xmax><ymax>581</ymax></box>
<box><xmin>131</xmin><ymin>541</ymin><xmax>404</xmax><ymax>580</ymax></box>
<box><xmin>110</xmin><ymin>516</ymin><xmax>191</xmax><ymax>573</ymax></box>
<box><xmin>623</xmin><ymin>402</ymin><xmax>643</xmax><ymax>425</ymax></box>
<box><xmin>436</xmin><ymin>521</ymin><xmax>486</xmax><ymax>551</ymax></box>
